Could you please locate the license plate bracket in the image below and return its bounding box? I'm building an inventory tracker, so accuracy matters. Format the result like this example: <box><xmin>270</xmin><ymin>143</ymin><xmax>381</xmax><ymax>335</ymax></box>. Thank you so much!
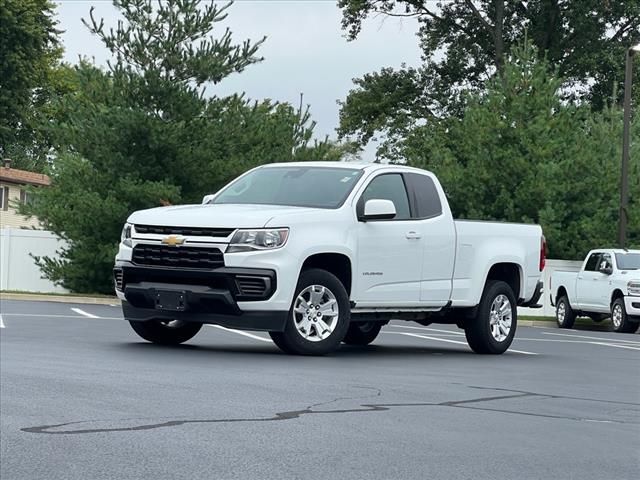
<box><xmin>154</xmin><ymin>290</ymin><xmax>187</xmax><ymax>311</ymax></box>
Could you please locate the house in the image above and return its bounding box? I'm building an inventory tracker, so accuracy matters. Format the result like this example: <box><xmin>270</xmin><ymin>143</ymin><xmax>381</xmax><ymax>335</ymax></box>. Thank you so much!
<box><xmin>0</xmin><ymin>159</ymin><xmax>50</xmax><ymax>229</ymax></box>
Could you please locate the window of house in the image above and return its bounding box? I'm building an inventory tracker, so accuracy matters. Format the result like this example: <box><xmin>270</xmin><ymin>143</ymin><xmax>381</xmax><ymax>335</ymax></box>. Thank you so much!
<box><xmin>1</xmin><ymin>186</ymin><xmax>8</xmax><ymax>211</ymax></box>
<box><xmin>19</xmin><ymin>189</ymin><xmax>34</xmax><ymax>206</ymax></box>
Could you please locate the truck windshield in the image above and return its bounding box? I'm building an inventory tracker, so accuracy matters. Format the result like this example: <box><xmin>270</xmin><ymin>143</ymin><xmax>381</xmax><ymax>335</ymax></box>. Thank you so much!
<box><xmin>615</xmin><ymin>253</ymin><xmax>640</xmax><ymax>270</ymax></box>
<box><xmin>212</xmin><ymin>166</ymin><xmax>363</xmax><ymax>209</ymax></box>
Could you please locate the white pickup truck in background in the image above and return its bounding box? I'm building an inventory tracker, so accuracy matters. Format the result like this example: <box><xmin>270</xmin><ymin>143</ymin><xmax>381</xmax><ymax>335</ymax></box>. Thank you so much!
<box><xmin>552</xmin><ymin>249</ymin><xmax>640</xmax><ymax>333</ymax></box>
<box><xmin>114</xmin><ymin>162</ymin><xmax>544</xmax><ymax>355</ymax></box>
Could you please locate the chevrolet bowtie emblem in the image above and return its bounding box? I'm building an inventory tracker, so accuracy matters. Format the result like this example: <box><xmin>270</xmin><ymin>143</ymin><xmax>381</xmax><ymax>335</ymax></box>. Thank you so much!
<box><xmin>161</xmin><ymin>235</ymin><xmax>185</xmax><ymax>246</ymax></box>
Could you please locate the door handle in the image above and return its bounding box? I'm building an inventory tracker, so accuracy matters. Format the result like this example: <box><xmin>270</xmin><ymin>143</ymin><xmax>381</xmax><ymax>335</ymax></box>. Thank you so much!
<box><xmin>406</xmin><ymin>231</ymin><xmax>422</xmax><ymax>239</ymax></box>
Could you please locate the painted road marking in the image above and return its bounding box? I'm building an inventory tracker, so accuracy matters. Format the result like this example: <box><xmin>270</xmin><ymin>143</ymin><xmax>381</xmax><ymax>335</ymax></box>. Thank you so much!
<box><xmin>0</xmin><ymin>314</ymin><xmax>5</xmax><ymax>328</ymax></box>
<box><xmin>209</xmin><ymin>325</ymin><xmax>272</xmax><ymax>343</ymax></box>
<box><xmin>386</xmin><ymin>331</ymin><xmax>538</xmax><ymax>355</ymax></box>
<box><xmin>1</xmin><ymin>313</ymin><xmax>123</xmax><ymax>319</ymax></box>
<box><xmin>543</xmin><ymin>331</ymin><xmax>640</xmax><ymax>345</ymax></box>
<box><xmin>70</xmin><ymin>308</ymin><xmax>100</xmax><ymax>319</ymax></box>
<box><xmin>590</xmin><ymin>342</ymin><xmax>640</xmax><ymax>351</ymax></box>
<box><xmin>389</xmin><ymin>324</ymin><xmax>465</xmax><ymax>336</ymax></box>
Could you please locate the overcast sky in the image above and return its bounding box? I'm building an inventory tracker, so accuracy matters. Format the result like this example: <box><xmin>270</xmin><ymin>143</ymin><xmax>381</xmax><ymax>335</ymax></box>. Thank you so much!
<box><xmin>55</xmin><ymin>0</ymin><xmax>422</xmax><ymax>160</ymax></box>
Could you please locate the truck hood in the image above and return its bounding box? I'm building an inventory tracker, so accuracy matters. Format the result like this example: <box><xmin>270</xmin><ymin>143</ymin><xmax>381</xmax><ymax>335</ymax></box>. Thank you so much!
<box><xmin>127</xmin><ymin>204</ymin><xmax>319</xmax><ymax>229</ymax></box>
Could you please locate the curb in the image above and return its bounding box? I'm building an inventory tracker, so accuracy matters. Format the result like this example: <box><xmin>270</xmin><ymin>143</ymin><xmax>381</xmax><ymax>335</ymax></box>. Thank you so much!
<box><xmin>0</xmin><ymin>292</ymin><xmax>118</xmax><ymax>305</ymax></box>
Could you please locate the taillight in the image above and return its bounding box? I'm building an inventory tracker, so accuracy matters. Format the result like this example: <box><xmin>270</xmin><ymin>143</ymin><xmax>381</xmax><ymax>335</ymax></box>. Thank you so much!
<box><xmin>540</xmin><ymin>236</ymin><xmax>547</xmax><ymax>272</ymax></box>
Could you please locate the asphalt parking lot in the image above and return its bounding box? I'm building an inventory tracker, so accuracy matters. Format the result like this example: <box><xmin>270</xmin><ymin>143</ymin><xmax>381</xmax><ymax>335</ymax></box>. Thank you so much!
<box><xmin>1</xmin><ymin>299</ymin><xmax>639</xmax><ymax>480</ymax></box>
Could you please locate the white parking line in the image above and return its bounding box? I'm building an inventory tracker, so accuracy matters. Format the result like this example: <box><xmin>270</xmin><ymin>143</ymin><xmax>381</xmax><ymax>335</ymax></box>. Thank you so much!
<box><xmin>0</xmin><ymin>314</ymin><xmax>5</xmax><ymax>328</ymax></box>
<box><xmin>209</xmin><ymin>325</ymin><xmax>272</xmax><ymax>343</ymax></box>
<box><xmin>590</xmin><ymin>342</ymin><xmax>640</xmax><ymax>351</ymax></box>
<box><xmin>386</xmin><ymin>331</ymin><xmax>538</xmax><ymax>355</ymax></box>
<box><xmin>389</xmin><ymin>324</ymin><xmax>465</xmax><ymax>336</ymax></box>
<box><xmin>543</xmin><ymin>331</ymin><xmax>640</xmax><ymax>345</ymax></box>
<box><xmin>1</xmin><ymin>313</ymin><xmax>123</xmax><ymax>319</ymax></box>
<box><xmin>70</xmin><ymin>308</ymin><xmax>100</xmax><ymax>319</ymax></box>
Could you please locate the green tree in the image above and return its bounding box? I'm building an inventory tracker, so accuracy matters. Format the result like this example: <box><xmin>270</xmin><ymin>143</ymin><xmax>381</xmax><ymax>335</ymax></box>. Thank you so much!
<box><xmin>26</xmin><ymin>0</ymin><xmax>346</xmax><ymax>293</ymax></box>
<box><xmin>401</xmin><ymin>42</ymin><xmax>639</xmax><ymax>259</ymax></box>
<box><xmin>338</xmin><ymin>0</ymin><xmax>640</xmax><ymax>158</ymax></box>
<box><xmin>0</xmin><ymin>0</ymin><xmax>64</xmax><ymax>171</ymax></box>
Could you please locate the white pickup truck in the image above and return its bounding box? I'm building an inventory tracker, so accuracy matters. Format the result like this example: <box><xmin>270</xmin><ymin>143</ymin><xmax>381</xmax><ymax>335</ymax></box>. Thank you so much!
<box><xmin>552</xmin><ymin>249</ymin><xmax>640</xmax><ymax>333</ymax></box>
<box><xmin>114</xmin><ymin>162</ymin><xmax>544</xmax><ymax>355</ymax></box>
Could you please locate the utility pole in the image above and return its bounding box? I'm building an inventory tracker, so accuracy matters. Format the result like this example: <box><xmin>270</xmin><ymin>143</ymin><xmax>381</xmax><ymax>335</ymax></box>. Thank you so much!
<box><xmin>618</xmin><ymin>44</ymin><xmax>640</xmax><ymax>248</ymax></box>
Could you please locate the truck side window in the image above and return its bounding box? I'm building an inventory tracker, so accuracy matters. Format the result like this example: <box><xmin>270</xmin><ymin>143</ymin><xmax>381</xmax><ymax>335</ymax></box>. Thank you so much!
<box><xmin>404</xmin><ymin>173</ymin><xmax>443</xmax><ymax>219</ymax></box>
<box><xmin>358</xmin><ymin>173</ymin><xmax>411</xmax><ymax>220</ymax></box>
<box><xmin>584</xmin><ymin>253</ymin><xmax>601</xmax><ymax>271</ymax></box>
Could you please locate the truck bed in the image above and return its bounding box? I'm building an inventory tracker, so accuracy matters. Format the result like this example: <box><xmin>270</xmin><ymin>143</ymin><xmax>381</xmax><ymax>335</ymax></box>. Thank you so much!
<box><xmin>450</xmin><ymin>220</ymin><xmax>543</xmax><ymax>306</ymax></box>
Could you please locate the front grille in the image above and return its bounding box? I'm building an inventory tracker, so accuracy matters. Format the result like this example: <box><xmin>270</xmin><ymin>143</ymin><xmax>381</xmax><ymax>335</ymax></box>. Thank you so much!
<box><xmin>236</xmin><ymin>276</ymin><xmax>269</xmax><ymax>297</ymax></box>
<box><xmin>132</xmin><ymin>245</ymin><xmax>224</xmax><ymax>269</ymax></box>
<box><xmin>113</xmin><ymin>268</ymin><xmax>124</xmax><ymax>291</ymax></box>
<box><xmin>134</xmin><ymin>224</ymin><xmax>234</xmax><ymax>237</ymax></box>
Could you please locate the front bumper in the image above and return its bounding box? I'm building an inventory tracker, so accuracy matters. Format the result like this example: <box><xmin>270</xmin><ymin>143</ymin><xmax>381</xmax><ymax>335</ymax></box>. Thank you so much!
<box><xmin>114</xmin><ymin>261</ymin><xmax>288</xmax><ymax>332</ymax></box>
<box><xmin>624</xmin><ymin>296</ymin><xmax>640</xmax><ymax>318</ymax></box>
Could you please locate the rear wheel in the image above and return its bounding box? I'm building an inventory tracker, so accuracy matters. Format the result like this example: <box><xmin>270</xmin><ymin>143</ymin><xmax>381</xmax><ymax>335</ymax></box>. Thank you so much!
<box><xmin>465</xmin><ymin>280</ymin><xmax>517</xmax><ymax>354</ymax></box>
<box><xmin>556</xmin><ymin>295</ymin><xmax>576</xmax><ymax>329</ymax></box>
<box><xmin>611</xmin><ymin>298</ymin><xmax>639</xmax><ymax>333</ymax></box>
<box><xmin>269</xmin><ymin>269</ymin><xmax>350</xmax><ymax>355</ymax></box>
<box><xmin>343</xmin><ymin>322</ymin><xmax>382</xmax><ymax>346</ymax></box>
<box><xmin>129</xmin><ymin>319</ymin><xmax>202</xmax><ymax>345</ymax></box>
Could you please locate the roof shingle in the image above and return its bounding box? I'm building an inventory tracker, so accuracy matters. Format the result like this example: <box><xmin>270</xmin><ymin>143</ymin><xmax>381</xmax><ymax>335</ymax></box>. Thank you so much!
<box><xmin>0</xmin><ymin>167</ymin><xmax>51</xmax><ymax>186</ymax></box>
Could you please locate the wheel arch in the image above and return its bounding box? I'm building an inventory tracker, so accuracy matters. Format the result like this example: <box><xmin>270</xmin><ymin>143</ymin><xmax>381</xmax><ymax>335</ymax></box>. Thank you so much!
<box><xmin>556</xmin><ymin>286</ymin><xmax>568</xmax><ymax>303</ymax></box>
<box><xmin>300</xmin><ymin>252</ymin><xmax>352</xmax><ymax>296</ymax></box>
<box><xmin>611</xmin><ymin>289</ymin><xmax>625</xmax><ymax>305</ymax></box>
<box><xmin>485</xmin><ymin>262</ymin><xmax>522</xmax><ymax>300</ymax></box>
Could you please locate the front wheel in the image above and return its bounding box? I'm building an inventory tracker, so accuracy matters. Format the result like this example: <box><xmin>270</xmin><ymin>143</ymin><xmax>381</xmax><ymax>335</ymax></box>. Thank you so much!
<box><xmin>611</xmin><ymin>298</ymin><xmax>640</xmax><ymax>333</ymax></box>
<box><xmin>269</xmin><ymin>269</ymin><xmax>351</xmax><ymax>355</ymax></box>
<box><xmin>129</xmin><ymin>319</ymin><xmax>202</xmax><ymax>345</ymax></box>
<box><xmin>343</xmin><ymin>322</ymin><xmax>382</xmax><ymax>346</ymax></box>
<box><xmin>465</xmin><ymin>280</ymin><xmax>517</xmax><ymax>354</ymax></box>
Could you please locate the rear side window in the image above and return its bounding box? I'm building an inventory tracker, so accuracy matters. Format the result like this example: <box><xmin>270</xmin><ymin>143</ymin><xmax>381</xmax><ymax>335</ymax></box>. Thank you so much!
<box><xmin>404</xmin><ymin>173</ymin><xmax>442</xmax><ymax>219</ymax></box>
<box><xmin>585</xmin><ymin>253</ymin><xmax>601</xmax><ymax>271</ymax></box>
<box><xmin>358</xmin><ymin>173</ymin><xmax>411</xmax><ymax>220</ymax></box>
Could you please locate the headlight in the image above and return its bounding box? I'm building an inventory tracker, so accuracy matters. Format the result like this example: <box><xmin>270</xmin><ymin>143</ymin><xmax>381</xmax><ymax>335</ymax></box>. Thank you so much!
<box><xmin>628</xmin><ymin>281</ymin><xmax>640</xmax><ymax>296</ymax></box>
<box><xmin>121</xmin><ymin>223</ymin><xmax>132</xmax><ymax>247</ymax></box>
<box><xmin>227</xmin><ymin>228</ymin><xmax>289</xmax><ymax>253</ymax></box>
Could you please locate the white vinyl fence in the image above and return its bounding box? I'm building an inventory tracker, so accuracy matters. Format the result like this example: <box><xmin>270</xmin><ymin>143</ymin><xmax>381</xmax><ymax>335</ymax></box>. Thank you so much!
<box><xmin>0</xmin><ymin>228</ymin><xmax>69</xmax><ymax>293</ymax></box>
<box><xmin>518</xmin><ymin>259</ymin><xmax>583</xmax><ymax>317</ymax></box>
<box><xmin>1</xmin><ymin>227</ymin><xmax>583</xmax><ymax>310</ymax></box>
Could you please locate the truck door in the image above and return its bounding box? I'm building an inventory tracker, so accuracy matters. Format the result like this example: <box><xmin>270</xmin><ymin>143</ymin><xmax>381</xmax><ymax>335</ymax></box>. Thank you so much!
<box><xmin>576</xmin><ymin>252</ymin><xmax>605</xmax><ymax>311</ymax></box>
<box><xmin>403</xmin><ymin>172</ymin><xmax>455</xmax><ymax>306</ymax></box>
<box><xmin>354</xmin><ymin>173</ymin><xmax>423</xmax><ymax>305</ymax></box>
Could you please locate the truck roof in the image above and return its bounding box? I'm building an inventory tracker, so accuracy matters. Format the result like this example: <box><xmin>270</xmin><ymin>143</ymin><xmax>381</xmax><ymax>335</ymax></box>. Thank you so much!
<box><xmin>589</xmin><ymin>248</ymin><xmax>640</xmax><ymax>254</ymax></box>
<box><xmin>260</xmin><ymin>161</ymin><xmax>433</xmax><ymax>174</ymax></box>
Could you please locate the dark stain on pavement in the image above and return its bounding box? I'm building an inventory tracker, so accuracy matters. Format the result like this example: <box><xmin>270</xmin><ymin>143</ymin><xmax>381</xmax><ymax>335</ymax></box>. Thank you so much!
<box><xmin>21</xmin><ymin>386</ymin><xmax>639</xmax><ymax>435</ymax></box>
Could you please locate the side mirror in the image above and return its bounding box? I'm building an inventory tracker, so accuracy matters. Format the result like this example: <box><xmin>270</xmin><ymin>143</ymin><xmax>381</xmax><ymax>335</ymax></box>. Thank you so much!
<box><xmin>361</xmin><ymin>199</ymin><xmax>396</xmax><ymax>221</ymax></box>
<box><xmin>202</xmin><ymin>194</ymin><xmax>215</xmax><ymax>205</ymax></box>
<box><xmin>599</xmin><ymin>262</ymin><xmax>613</xmax><ymax>275</ymax></box>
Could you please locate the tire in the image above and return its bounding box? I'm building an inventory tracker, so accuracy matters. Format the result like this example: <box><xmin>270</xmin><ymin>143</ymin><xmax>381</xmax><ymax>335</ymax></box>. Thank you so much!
<box><xmin>556</xmin><ymin>295</ymin><xmax>576</xmax><ymax>329</ymax></box>
<box><xmin>343</xmin><ymin>322</ymin><xmax>382</xmax><ymax>346</ymax></box>
<box><xmin>269</xmin><ymin>269</ymin><xmax>350</xmax><ymax>355</ymax></box>
<box><xmin>611</xmin><ymin>298</ymin><xmax>639</xmax><ymax>333</ymax></box>
<box><xmin>465</xmin><ymin>280</ymin><xmax>517</xmax><ymax>354</ymax></box>
<box><xmin>129</xmin><ymin>319</ymin><xmax>202</xmax><ymax>345</ymax></box>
